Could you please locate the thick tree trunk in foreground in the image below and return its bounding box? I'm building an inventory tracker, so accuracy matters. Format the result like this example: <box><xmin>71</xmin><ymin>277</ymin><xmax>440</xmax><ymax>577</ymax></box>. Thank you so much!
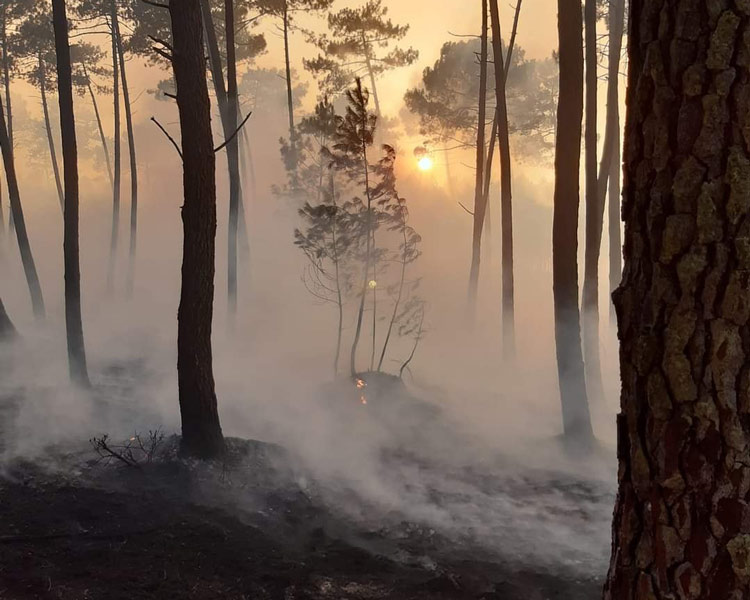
<box><xmin>467</xmin><ymin>0</ymin><xmax>489</xmax><ymax>310</ymax></box>
<box><xmin>113</xmin><ymin>12</ymin><xmax>138</xmax><ymax>296</ymax></box>
<box><xmin>107</xmin><ymin>4</ymin><xmax>121</xmax><ymax>292</ymax></box>
<box><xmin>170</xmin><ymin>0</ymin><xmax>225</xmax><ymax>460</ymax></box>
<box><xmin>605</xmin><ymin>3</ymin><xmax>750</xmax><ymax>597</ymax></box>
<box><xmin>0</xmin><ymin>94</ymin><xmax>44</xmax><ymax>319</ymax></box>
<box><xmin>488</xmin><ymin>0</ymin><xmax>515</xmax><ymax>358</ymax></box>
<box><xmin>225</xmin><ymin>0</ymin><xmax>240</xmax><ymax>319</ymax></box>
<box><xmin>0</xmin><ymin>297</ymin><xmax>16</xmax><ymax>339</ymax></box>
<box><xmin>53</xmin><ymin>0</ymin><xmax>90</xmax><ymax>387</ymax></box>
<box><xmin>39</xmin><ymin>56</ymin><xmax>65</xmax><ymax>211</ymax></box>
<box><xmin>2</xmin><ymin>11</ymin><xmax>11</xmax><ymax>235</ymax></box>
<box><xmin>552</xmin><ymin>0</ymin><xmax>592</xmax><ymax>445</ymax></box>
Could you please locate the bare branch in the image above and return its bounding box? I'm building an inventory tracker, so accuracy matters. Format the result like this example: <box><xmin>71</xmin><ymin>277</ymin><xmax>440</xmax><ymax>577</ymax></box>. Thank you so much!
<box><xmin>458</xmin><ymin>202</ymin><xmax>474</xmax><ymax>216</ymax></box>
<box><xmin>150</xmin><ymin>117</ymin><xmax>183</xmax><ymax>159</ymax></box>
<box><xmin>213</xmin><ymin>111</ymin><xmax>252</xmax><ymax>153</ymax></box>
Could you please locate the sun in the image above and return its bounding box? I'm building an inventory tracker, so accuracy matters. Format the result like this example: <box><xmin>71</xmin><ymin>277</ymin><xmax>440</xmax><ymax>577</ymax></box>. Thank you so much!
<box><xmin>417</xmin><ymin>156</ymin><xmax>434</xmax><ymax>172</ymax></box>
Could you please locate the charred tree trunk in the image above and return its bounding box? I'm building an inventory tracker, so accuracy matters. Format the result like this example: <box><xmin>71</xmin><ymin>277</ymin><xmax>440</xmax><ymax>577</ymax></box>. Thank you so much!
<box><xmin>84</xmin><ymin>64</ymin><xmax>113</xmax><ymax>189</ymax></box>
<box><xmin>467</xmin><ymin>0</ymin><xmax>489</xmax><ymax>310</ymax></box>
<box><xmin>170</xmin><ymin>0</ymin><xmax>225</xmax><ymax>460</ymax></box>
<box><xmin>552</xmin><ymin>0</ymin><xmax>592</xmax><ymax>445</ymax></box>
<box><xmin>0</xmin><ymin>296</ymin><xmax>15</xmax><ymax>339</ymax></box>
<box><xmin>0</xmin><ymin>92</ymin><xmax>44</xmax><ymax>319</ymax></box>
<box><xmin>113</xmin><ymin>12</ymin><xmax>138</xmax><ymax>296</ymax></box>
<box><xmin>604</xmin><ymin>2</ymin><xmax>750</xmax><ymax>597</ymax></box>
<box><xmin>39</xmin><ymin>56</ymin><xmax>65</xmax><ymax>211</ymax></box>
<box><xmin>107</xmin><ymin>4</ymin><xmax>121</xmax><ymax>292</ymax></box>
<box><xmin>52</xmin><ymin>0</ymin><xmax>90</xmax><ymax>387</ymax></box>
<box><xmin>603</xmin><ymin>0</ymin><xmax>624</xmax><ymax>324</ymax></box>
<box><xmin>225</xmin><ymin>0</ymin><xmax>240</xmax><ymax>319</ymax></box>
<box><xmin>488</xmin><ymin>0</ymin><xmax>515</xmax><ymax>357</ymax></box>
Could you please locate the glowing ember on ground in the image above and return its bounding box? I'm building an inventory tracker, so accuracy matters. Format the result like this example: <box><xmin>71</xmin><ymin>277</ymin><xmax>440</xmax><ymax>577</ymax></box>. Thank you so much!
<box><xmin>417</xmin><ymin>156</ymin><xmax>434</xmax><ymax>171</ymax></box>
<box><xmin>368</xmin><ymin>280</ymin><xmax>378</xmax><ymax>289</ymax></box>
<box><xmin>360</xmin><ymin>395</ymin><xmax>368</xmax><ymax>405</ymax></box>
<box><xmin>356</xmin><ymin>379</ymin><xmax>366</xmax><ymax>389</ymax></box>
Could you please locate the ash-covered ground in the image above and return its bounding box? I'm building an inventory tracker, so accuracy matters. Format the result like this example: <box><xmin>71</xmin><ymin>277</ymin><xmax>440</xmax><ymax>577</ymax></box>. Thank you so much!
<box><xmin>0</xmin><ymin>346</ymin><xmax>615</xmax><ymax>600</ymax></box>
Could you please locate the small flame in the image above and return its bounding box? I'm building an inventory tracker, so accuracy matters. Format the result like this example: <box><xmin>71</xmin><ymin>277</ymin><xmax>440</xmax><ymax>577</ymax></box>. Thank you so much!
<box><xmin>360</xmin><ymin>395</ymin><xmax>368</xmax><ymax>405</ymax></box>
<box><xmin>356</xmin><ymin>379</ymin><xmax>366</xmax><ymax>389</ymax></box>
<box><xmin>368</xmin><ymin>280</ymin><xmax>378</xmax><ymax>289</ymax></box>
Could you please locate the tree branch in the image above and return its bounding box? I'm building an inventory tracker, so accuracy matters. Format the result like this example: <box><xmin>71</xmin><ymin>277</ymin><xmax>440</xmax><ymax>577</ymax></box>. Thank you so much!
<box><xmin>213</xmin><ymin>111</ymin><xmax>252</xmax><ymax>153</ymax></box>
<box><xmin>150</xmin><ymin>117</ymin><xmax>183</xmax><ymax>159</ymax></box>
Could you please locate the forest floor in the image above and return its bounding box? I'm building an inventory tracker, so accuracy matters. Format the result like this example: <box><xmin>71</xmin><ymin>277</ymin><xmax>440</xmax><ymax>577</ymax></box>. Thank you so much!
<box><xmin>0</xmin><ymin>369</ymin><xmax>613</xmax><ymax>600</ymax></box>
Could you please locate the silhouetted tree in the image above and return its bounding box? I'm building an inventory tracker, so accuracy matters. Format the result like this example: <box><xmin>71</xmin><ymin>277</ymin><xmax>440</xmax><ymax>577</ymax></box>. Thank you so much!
<box><xmin>0</xmin><ymin>297</ymin><xmax>16</xmax><ymax>339</ymax></box>
<box><xmin>552</xmin><ymin>0</ymin><xmax>592</xmax><ymax>446</ymax></box>
<box><xmin>0</xmin><ymin>85</ymin><xmax>44</xmax><ymax>319</ymax></box>
<box><xmin>306</xmin><ymin>0</ymin><xmax>418</xmax><ymax>114</ymax></box>
<box><xmin>169</xmin><ymin>0</ymin><xmax>225</xmax><ymax>459</ymax></box>
<box><xmin>53</xmin><ymin>0</ymin><xmax>90</xmax><ymax>386</ymax></box>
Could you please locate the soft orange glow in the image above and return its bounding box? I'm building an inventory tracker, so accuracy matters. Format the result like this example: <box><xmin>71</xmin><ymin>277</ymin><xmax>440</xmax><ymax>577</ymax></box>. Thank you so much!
<box><xmin>417</xmin><ymin>156</ymin><xmax>434</xmax><ymax>172</ymax></box>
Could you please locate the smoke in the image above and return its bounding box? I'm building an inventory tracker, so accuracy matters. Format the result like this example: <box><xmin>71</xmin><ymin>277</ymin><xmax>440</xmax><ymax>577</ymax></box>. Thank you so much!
<box><xmin>0</xmin><ymin>55</ymin><xmax>620</xmax><ymax>584</ymax></box>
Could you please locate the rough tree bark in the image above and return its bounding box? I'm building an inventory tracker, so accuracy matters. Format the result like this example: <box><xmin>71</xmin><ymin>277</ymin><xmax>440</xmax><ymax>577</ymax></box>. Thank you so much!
<box><xmin>39</xmin><ymin>55</ymin><xmax>65</xmax><ymax>211</ymax></box>
<box><xmin>170</xmin><ymin>0</ymin><xmax>225</xmax><ymax>459</ymax></box>
<box><xmin>488</xmin><ymin>0</ymin><xmax>515</xmax><ymax>358</ymax></box>
<box><xmin>552</xmin><ymin>0</ymin><xmax>593</xmax><ymax>445</ymax></box>
<box><xmin>604</xmin><ymin>2</ymin><xmax>750</xmax><ymax>597</ymax></box>
<box><xmin>52</xmin><ymin>0</ymin><xmax>90</xmax><ymax>387</ymax></box>
<box><xmin>0</xmin><ymin>296</ymin><xmax>15</xmax><ymax>339</ymax></box>
<box><xmin>113</xmin><ymin>12</ymin><xmax>138</xmax><ymax>296</ymax></box>
<box><xmin>467</xmin><ymin>0</ymin><xmax>488</xmax><ymax>310</ymax></box>
<box><xmin>0</xmin><ymin>90</ymin><xmax>44</xmax><ymax>319</ymax></box>
<box><xmin>107</xmin><ymin>1</ymin><xmax>121</xmax><ymax>292</ymax></box>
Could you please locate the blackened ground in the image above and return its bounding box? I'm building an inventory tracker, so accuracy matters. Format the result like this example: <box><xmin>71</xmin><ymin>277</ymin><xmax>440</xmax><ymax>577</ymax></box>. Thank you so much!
<box><xmin>0</xmin><ymin>437</ymin><xmax>604</xmax><ymax>600</ymax></box>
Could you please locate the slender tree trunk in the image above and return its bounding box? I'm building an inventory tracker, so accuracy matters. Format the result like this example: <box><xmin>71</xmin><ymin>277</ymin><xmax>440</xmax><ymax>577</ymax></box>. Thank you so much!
<box><xmin>0</xmin><ymin>95</ymin><xmax>44</xmax><ymax>319</ymax></box>
<box><xmin>605</xmin><ymin>0</ymin><xmax>624</xmax><ymax>324</ymax></box>
<box><xmin>370</xmin><ymin>256</ymin><xmax>377</xmax><ymax>371</ymax></box>
<box><xmin>399</xmin><ymin>307</ymin><xmax>424</xmax><ymax>379</ymax></box>
<box><xmin>39</xmin><ymin>56</ymin><xmax>65</xmax><ymax>211</ymax></box>
<box><xmin>0</xmin><ymin>296</ymin><xmax>15</xmax><ymax>339</ymax></box>
<box><xmin>604</xmin><ymin>2</ymin><xmax>750</xmax><ymax>596</ymax></box>
<box><xmin>201</xmin><ymin>0</ymin><xmax>244</xmax><ymax>311</ymax></box>
<box><xmin>108</xmin><ymin>7</ymin><xmax>121</xmax><ymax>292</ymax></box>
<box><xmin>378</xmin><ymin>225</ymin><xmax>407</xmax><ymax>371</ymax></box>
<box><xmin>2</xmin><ymin>11</ymin><xmax>12</xmax><ymax>235</ymax></box>
<box><xmin>113</xmin><ymin>13</ymin><xmax>138</xmax><ymax>296</ymax></box>
<box><xmin>84</xmin><ymin>64</ymin><xmax>113</xmax><ymax>189</ymax></box>
<box><xmin>349</xmin><ymin>81</ymin><xmax>373</xmax><ymax>378</ymax></box>
<box><xmin>330</xmin><ymin>170</ymin><xmax>343</xmax><ymax>376</ymax></box>
<box><xmin>552</xmin><ymin>0</ymin><xmax>592</xmax><ymax>446</ymax></box>
<box><xmin>467</xmin><ymin>0</ymin><xmax>489</xmax><ymax>310</ymax></box>
<box><xmin>282</xmin><ymin>2</ymin><xmax>296</xmax><ymax>146</ymax></box>
<box><xmin>170</xmin><ymin>0</ymin><xmax>225</xmax><ymax>460</ymax></box>
<box><xmin>52</xmin><ymin>0</ymin><xmax>89</xmax><ymax>386</ymax></box>
<box><xmin>225</xmin><ymin>0</ymin><xmax>240</xmax><ymax>319</ymax></box>
<box><xmin>362</xmin><ymin>34</ymin><xmax>382</xmax><ymax>118</ymax></box>
<box><xmin>581</xmin><ymin>0</ymin><xmax>604</xmax><ymax>405</ymax></box>
<box><xmin>488</xmin><ymin>0</ymin><xmax>515</xmax><ymax>357</ymax></box>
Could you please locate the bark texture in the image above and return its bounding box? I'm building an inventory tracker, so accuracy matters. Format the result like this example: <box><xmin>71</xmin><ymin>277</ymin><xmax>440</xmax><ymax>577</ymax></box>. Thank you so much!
<box><xmin>52</xmin><ymin>0</ymin><xmax>90</xmax><ymax>387</ymax></box>
<box><xmin>170</xmin><ymin>0</ymin><xmax>225</xmax><ymax>460</ymax></box>
<box><xmin>552</xmin><ymin>0</ymin><xmax>593</xmax><ymax>443</ymax></box>
<box><xmin>605</xmin><ymin>2</ymin><xmax>750</xmax><ymax>597</ymax></box>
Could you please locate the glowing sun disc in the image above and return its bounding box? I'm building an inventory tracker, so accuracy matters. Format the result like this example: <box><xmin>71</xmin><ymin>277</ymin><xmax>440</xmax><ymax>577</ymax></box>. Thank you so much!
<box><xmin>417</xmin><ymin>156</ymin><xmax>434</xmax><ymax>172</ymax></box>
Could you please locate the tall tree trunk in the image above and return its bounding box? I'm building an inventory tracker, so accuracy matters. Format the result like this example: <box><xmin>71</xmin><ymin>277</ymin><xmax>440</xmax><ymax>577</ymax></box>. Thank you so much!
<box><xmin>378</xmin><ymin>223</ymin><xmax>408</xmax><ymax>371</ymax></box>
<box><xmin>2</xmin><ymin>9</ymin><xmax>11</xmax><ymax>235</ymax></box>
<box><xmin>201</xmin><ymin>0</ymin><xmax>244</xmax><ymax>312</ymax></box>
<box><xmin>84</xmin><ymin>64</ymin><xmax>113</xmax><ymax>189</ymax></box>
<box><xmin>52</xmin><ymin>0</ymin><xmax>90</xmax><ymax>387</ymax></box>
<box><xmin>467</xmin><ymin>0</ymin><xmax>489</xmax><ymax>310</ymax></box>
<box><xmin>170</xmin><ymin>0</ymin><xmax>225</xmax><ymax>460</ymax></box>
<box><xmin>0</xmin><ymin>95</ymin><xmax>44</xmax><ymax>319</ymax></box>
<box><xmin>604</xmin><ymin>0</ymin><xmax>624</xmax><ymax>324</ymax></box>
<box><xmin>581</xmin><ymin>0</ymin><xmax>604</xmax><ymax>406</ymax></box>
<box><xmin>224</xmin><ymin>0</ymin><xmax>240</xmax><ymax>319</ymax></box>
<box><xmin>329</xmin><ymin>170</ymin><xmax>343</xmax><ymax>376</ymax></box>
<box><xmin>39</xmin><ymin>56</ymin><xmax>65</xmax><ymax>211</ymax></box>
<box><xmin>282</xmin><ymin>2</ymin><xmax>296</xmax><ymax>147</ymax></box>
<box><xmin>349</xmin><ymin>80</ymin><xmax>373</xmax><ymax>378</ymax></box>
<box><xmin>113</xmin><ymin>13</ymin><xmax>138</xmax><ymax>296</ymax></box>
<box><xmin>604</xmin><ymin>2</ymin><xmax>750</xmax><ymax>597</ymax></box>
<box><xmin>552</xmin><ymin>0</ymin><xmax>592</xmax><ymax>445</ymax></box>
<box><xmin>362</xmin><ymin>33</ymin><xmax>382</xmax><ymax>118</ymax></box>
<box><xmin>488</xmin><ymin>0</ymin><xmax>515</xmax><ymax>357</ymax></box>
<box><xmin>107</xmin><ymin>6</ymin><xmax>121</xmax><ymax>292</ymax></box>
<box><xmin>0</xmin><ymin>296</ymin><xmax>15</xmax><ymax>339</ymax></box>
